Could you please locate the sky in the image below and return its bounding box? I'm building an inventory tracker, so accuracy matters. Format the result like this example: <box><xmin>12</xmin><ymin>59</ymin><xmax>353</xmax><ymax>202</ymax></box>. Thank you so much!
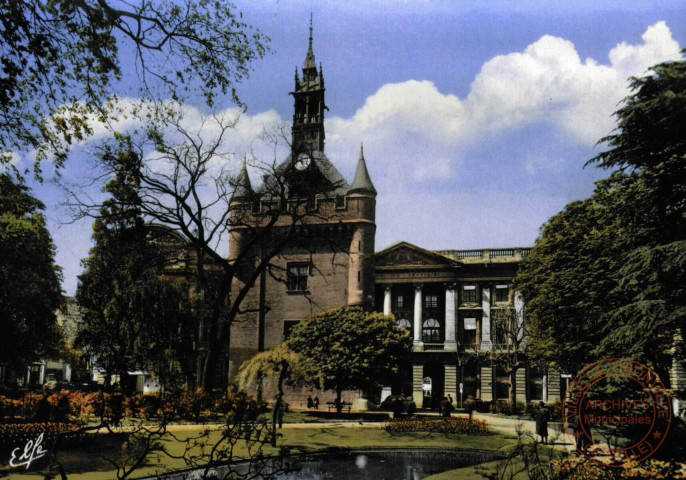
<box><xmin>21</xmin><ymin>0</ymin><xmax>686</xmax><ymax>296</ymax></box>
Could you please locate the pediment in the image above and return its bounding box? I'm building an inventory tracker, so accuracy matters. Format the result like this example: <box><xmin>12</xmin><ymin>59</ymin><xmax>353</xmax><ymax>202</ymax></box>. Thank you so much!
<box><xmin>375</xmin><ymin>242</ymin><xmax>459</xmax><ymax>267</ymax></box>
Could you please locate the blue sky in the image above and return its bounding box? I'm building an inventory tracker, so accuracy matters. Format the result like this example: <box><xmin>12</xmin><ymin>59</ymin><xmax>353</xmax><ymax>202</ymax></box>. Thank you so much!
<box><xmin>24</xmin><ymin>0</ymin><xmax>686</xmax><ymax>295</ymax></box>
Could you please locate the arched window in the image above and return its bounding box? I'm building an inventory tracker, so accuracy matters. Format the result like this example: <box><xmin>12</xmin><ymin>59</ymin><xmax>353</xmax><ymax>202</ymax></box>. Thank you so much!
<box><xmin>423</xmin><ymin>318</ymin><xmax>441</xmax><ymax>343</ymax></box>
<box><xmin>396</xmin><ymin>318</ymin><xmax>411</xmax><ymax>330</ymax></box>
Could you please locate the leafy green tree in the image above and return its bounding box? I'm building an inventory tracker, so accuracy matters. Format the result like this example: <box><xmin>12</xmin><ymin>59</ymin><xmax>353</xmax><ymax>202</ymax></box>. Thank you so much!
<box><xmin>76</xmin><ymin>149</ymin><xmax>193</xmax><ymax>389</ymax></box>
<box><xmin>237</xmin><ymin>344</ymin><xmax>302</xmax><ymax>444</ymax></box>
<box><xmin>516</xmin><ymin>58</ymin><xmax>686</xmax><ymax>378</ymax></box>
<box><xmin>0</xmin><ymin>0</ymin><xmax>267</xmax><ymax>172</ymax></box>
<box><xmin>287</xmin><ymin>306</ymin><xmax>412</xmax><ymax>413</ymax></box>
<box><xmin>0</xmin><ymin>173</ymin><xmax>63</xmax><ymax>366</ymax></box>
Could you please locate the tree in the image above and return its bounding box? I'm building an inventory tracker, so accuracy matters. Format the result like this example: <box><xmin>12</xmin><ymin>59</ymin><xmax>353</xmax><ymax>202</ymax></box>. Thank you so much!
<box><xmin>68</xmin><ymin>115</ymin><xmax>351</xmax><ymax>390</ymax></box>
<box><xmin>515</xmin><ymin>57</ymin><xmax>686</xmax><ymax>378</ymax></box>
<box><xmin>237</xmin><ymin>344</ymin><xmax>302</xmax><ymax>444</ymax></box>
<box><xmin>0</xmin><ymin>0</ymin><xmax>267</xmax><ymax>172</ymax></box>
<box><xmin>0</xmin><ymin>173</ymin><xmax>63</xmax><ymax>367</ymax></box>
<box><xmin>483</xmin><ymin>304</ymin><xmax>528</xmax><ymax>412</ymax></box>
<box><xmin>286</xmin><ymin>306</ymin><xmax>412</xmax><ymax>413</ymax></box>
<box><xmin>76</xmin><ymin>149</ymin><xmax>194</xmax><ymax>389</ymax></box>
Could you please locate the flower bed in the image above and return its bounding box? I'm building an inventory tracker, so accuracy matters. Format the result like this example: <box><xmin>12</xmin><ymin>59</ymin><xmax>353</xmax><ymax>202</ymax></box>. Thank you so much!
<box><xmin>384</xmin><ymin>416</ymin><xmax>490</xmax><ymax>435</ymax></box>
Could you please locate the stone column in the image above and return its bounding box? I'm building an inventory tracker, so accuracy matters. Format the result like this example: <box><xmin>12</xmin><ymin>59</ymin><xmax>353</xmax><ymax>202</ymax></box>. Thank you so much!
<box><xmin>444</xmin><ymin>364</ymin><xmax>457</xmax><ymax>404</ymax></box>
<box><xmin>413</xmin><ymin>285</ymin><xmax>423</xmax><ymax>351</ymax></box>
<box><xmin>412</xmin><ymin>363</ymin><xmax>424</xmax><ymax>407</ymax></box>
<box><xmin>480</xmin><ymin>285</ymin><xmax>492</xmax><ymax>351</ymax></box>
<box><xmin>383</xmin><ymin>286</ymin><xmax>392</xmax><ymax>316</ymax></box>
<box><xmin>444</xmin><ymin>284</ymin><xmax>457</xmax><ymax>351</ymax></box>
<box><xmin>514</xmin><ymin>290</ymin><xmax>525</xmax><ymax>346</ymax></box>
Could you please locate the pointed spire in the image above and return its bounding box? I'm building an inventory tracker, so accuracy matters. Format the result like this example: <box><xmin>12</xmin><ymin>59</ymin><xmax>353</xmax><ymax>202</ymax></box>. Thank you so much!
<box><xmin>304</xmin><ymin>13</ymin><xmax>316</xmax><ymax>70</ymax></box>
<box><xmin>348</xmin><ymin>143</ymin><xmax>376</xmax><ymax>196</ymax></box>
<box><xmin>294</xmin><ymin>66</ymin><xmax>299</xmax><ymax>89</ymax></box>
<box><xmin>232</xmin><ymin>157</ymin><xmax>253</xmax><ymax>201</ymax></box>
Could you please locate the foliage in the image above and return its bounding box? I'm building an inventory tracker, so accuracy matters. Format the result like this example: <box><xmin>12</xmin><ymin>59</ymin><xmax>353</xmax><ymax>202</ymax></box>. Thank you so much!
<box><xmin>237</xmin><ymin>344</ymin><xmax>302</xmax><ymax>441</ymax></box>
<box><xmin>237</xmin><ymin>344</ymin><xmax>303</xmax><ymax>392</ymax></box>
<box><xmin>489</xmin><ymin>400</ymin><xmax>527</xmax><ymax>416</ymax></box>
<box><xmin>0</xmin><ymin>173</ymin><xmax>63</xmax><ymax>366</ymax></box>
<box><xmin>0</xmin><ymin>0</ymin><xmax>267</xmax><ymax>172</ymax></box>
<box><xmin>76</xmin><ymin>149</ymin><xmax>194</xmax><ymax>387</ymax></box>
<box><xmin>515</xmin><ymin>58</ymin><xmax>686</xmax><ymax>376</ymax></box>
<box><xmin>384</xmin><ymin>416</ymin><xmax>490</xmax><ymax>435</ymax></box>
<box><xmin>552</xmin><ymin>457</ymin><xmax>686</xmax><ymax>480</ymax></box>
<box><xmin>287</xmin><ymin>306</ymin><xmax>412</xmax><ymax>413</ymax></box>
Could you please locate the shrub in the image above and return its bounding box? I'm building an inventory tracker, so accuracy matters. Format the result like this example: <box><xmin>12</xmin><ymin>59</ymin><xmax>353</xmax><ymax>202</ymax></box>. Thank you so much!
<box><xmin>553</xmin><ymin>457</ymin><xmax>686</xmax><ymax>479</ymax></box>
<box><xmin>384</xmin><ymin>417</ymin><xmax>490</xmax><ymax>435</ymax></box>
<box><xmin>179</xmin><ymin>389</ymin><xmax>209</xmax><ymax>422</ymax></box>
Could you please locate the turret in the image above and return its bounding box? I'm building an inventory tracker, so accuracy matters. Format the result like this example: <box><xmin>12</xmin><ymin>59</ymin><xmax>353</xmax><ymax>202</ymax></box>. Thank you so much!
<box><xmin>347</xmin><ymin>144</ymin><xmax>376</xmax><ymax>309</ymax></box>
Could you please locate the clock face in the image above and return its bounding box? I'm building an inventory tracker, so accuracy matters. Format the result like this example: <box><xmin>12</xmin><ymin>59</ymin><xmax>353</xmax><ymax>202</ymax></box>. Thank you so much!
<box><xmin>294</xmin><ymin>153</ymin><xmax>311</xmax><ymax>171</ymax></box>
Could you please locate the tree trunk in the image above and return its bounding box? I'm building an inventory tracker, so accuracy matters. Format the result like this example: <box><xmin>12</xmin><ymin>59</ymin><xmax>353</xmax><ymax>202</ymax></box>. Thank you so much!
<box><xmin>272</xmin><ymin>365</ymin><xmax>288</xmax><ymax>447</ymax></box>
<box><xmin>335</xmin><ymin>387</ymin><xmax>343</xmax><ymax>414</ymax></box>
<box><xmin>508</xmin><ymin>369</ymin><xmax>517</xmax><ymax>414</ymax></box>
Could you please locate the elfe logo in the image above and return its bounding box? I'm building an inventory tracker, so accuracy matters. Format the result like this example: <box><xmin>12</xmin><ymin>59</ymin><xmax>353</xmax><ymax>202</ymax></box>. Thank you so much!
<box><xmin>564</xmin><ymin>358</ymin><xmax>672</xmax><ymax>466</ymax></box>
<box><xmin>9</xmin><ymin>432</ymin><xmax>47</xmax><ymax>470</ymax></box>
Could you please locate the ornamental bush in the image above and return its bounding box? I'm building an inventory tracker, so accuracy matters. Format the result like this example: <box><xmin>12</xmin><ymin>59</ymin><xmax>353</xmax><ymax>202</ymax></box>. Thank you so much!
<box><xmin>553</xmin><ymin>457</ymin><xmax>686</xmax><ymax>479</ymax></box>
<box><xmin>384</xmin><ymin>416</ymin><xmax>490</xmax><ymax>435</ymax></box>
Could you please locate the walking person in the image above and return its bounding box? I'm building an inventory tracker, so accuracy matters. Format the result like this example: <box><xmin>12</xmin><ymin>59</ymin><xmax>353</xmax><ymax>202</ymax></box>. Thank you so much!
<box><xmin>535</xmin><ymin>401</ymin><xmax>549</xmax><ymax>444</ymax></box>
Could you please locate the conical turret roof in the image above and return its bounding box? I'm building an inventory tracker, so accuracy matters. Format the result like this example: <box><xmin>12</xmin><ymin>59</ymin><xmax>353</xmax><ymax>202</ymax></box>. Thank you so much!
<box><xmin>232</xmin><ymin>159</ymin><xmax>253</xmax><ymax>200</ymax></box>
<box><xmin>348</xmin><ymin>144</ymin><xmax>376</xmax><ymax>196</ymax></box>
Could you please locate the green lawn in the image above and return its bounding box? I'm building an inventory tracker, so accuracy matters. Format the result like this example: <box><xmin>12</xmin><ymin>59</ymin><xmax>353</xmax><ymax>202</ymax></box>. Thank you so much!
<box><xmin>2</xmin><ymin>425</ymin><xmax>518</xmax><ymax>479</ymax></box>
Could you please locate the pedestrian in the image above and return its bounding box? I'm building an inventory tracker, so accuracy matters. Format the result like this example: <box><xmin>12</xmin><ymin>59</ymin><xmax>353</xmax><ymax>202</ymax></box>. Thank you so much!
<box><xmin>535</xmin><ymin>401</ymin><xmax>549</xmax><ymax>444</ymax></box>
<box><xmin>439</xmin><ymin>397</ymin><xmax>452</xmax><ymax>418</ymax></box>
<box><xmin>313</xmin><ymin>396</ymin><xmax>319</xmax><ymax>409</ymax></box>
<box><xmin>307</xmin><ymin>395</ymin><xmax>313</xmax><ymax>409</ymax></box>
<box><xmin>447</xmin><ymin>394</ymin><xmax>453</xmax><ymax>406</ymax></box>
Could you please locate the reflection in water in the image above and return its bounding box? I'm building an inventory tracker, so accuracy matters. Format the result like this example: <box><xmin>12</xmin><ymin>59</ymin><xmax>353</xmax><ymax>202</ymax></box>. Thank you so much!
<box><xmin>277</xmin><ymin>450</ymin><xmax>501</xmax><ymax>480</ymax></box>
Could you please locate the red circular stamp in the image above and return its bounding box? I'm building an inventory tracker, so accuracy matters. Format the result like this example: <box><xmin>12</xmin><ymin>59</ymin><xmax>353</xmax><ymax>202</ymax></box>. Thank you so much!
<box><xmin>563</xmin><ymin>358</ymin><xmax>672</xmax><ymax>466</ymax></box>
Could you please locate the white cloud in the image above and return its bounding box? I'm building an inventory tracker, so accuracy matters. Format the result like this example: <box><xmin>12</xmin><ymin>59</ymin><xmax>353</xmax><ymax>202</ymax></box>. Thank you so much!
<box><xmin>323</xmin><ymin>21</ymin><xmax>682</xmax><ymax>188</ymax></box>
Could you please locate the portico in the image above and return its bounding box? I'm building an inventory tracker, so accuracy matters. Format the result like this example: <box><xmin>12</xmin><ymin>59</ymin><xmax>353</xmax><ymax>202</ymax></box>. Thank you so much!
<box><xmin>375</xmin><ymin>242</ymin><xmax>561</xmax><ymax>408</ymax></box>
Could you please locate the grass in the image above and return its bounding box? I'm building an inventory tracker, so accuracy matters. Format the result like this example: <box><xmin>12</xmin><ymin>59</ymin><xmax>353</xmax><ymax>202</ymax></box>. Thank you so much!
<box><xmin>2</xmin><ymin>424</ymin><xmax>518</xmax><ymax>479</ymax></box>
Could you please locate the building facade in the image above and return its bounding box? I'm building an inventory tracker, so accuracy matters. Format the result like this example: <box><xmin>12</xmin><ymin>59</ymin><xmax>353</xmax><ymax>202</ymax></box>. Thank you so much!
<box><xmin>224</xmin><ymin>24</ymin><xmax>570</xmax><ymax>408</ymax></box>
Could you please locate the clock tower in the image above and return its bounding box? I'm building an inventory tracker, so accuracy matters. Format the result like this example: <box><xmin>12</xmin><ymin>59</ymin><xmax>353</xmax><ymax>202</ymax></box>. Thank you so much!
<box><xmin>291</xmin><ymin>15</ymin><xmax>326</xmax><ymax>158</ymax></box>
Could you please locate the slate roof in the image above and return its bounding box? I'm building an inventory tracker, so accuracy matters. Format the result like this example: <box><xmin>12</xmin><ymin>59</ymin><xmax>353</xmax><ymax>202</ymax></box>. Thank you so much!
<box><xmin>256</xmin><ymin>151</ymin><xmax>350</xmax><ymax>197</ymax></box>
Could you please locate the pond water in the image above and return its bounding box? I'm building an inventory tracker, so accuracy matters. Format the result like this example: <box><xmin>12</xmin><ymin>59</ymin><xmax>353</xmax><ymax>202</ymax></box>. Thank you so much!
<box><xmin>155</xmin><ymin>449</ymin><xmax>504</xmax><ymax>480</ymax></box>
<box><xmin>278</xmin><ymin>449</ymin><xmax>503</xmax><ymax>480</ymax></box>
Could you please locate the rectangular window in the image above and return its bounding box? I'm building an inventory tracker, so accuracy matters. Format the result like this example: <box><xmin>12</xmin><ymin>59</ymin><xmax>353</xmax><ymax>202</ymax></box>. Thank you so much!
<box><xmin>495</xmin><ymin>284</ymin><xmax>509</xmax><ymax>303</ymax></box>
<box><xmin>463</xmin><ymin>317</ymin><xmax>477</xmax><ymax>346</ymax></box>
<box><xmin>287</xmin><ymin>262</ymin><xmax>310</xmax><ymax>291</ymax></box>
<box><xmin>425</xmin><ymin>294</ymin><xmax>438</xmax><ymax>309</ymax></box>
<box><xmin>528</xmin><ymin>370</ymin><xmax>545</xmax><ymax>401</ymax></box>
<box><xmin>492</xmin><ymin>309</ymin><xmax>509</xmax><ymax>345</ymax></box>
<box><xmin>495</xmin><ymin>366</ymin><xmax>510</xmax><ymax>400</ymax></box>
<box><xmin>462</xmin><ymin>363</ymin><xmax>478</xmax><ymax>399</ymax></box>
<box><xmin>462</xmin><ymin>284</ymin><xmax>477</xmax><ymax>304</ymax></box>
<box><xmin>396</xmin><ymin>295</ymin><xmax>404</xmax><ymax>309</ymax></box>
